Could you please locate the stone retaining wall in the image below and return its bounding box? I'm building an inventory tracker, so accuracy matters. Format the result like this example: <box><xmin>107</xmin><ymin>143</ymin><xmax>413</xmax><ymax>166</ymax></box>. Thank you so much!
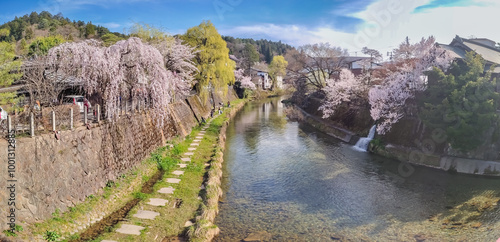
<box><xmin>0</xmin><ymin>90</ymin><xmax>238</xmax><ymax>230</ymax></box>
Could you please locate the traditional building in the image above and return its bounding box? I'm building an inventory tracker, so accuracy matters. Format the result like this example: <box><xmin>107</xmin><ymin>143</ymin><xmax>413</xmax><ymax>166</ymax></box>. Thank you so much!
<box><xmin>437</xmin><ymin>35</ymin><xmax>500</xmax><ymax>90</ymax></box>
<box><xmin>438</xmin><ymin>35</ymin><xmax>500</xmax><ymax>72</ymax></box>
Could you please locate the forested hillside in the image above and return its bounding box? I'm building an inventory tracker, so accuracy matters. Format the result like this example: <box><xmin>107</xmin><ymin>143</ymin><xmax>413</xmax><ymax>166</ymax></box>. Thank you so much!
<box><xmin>223</xmin><ymin>36</ymin><xmax>294</xmax><ymax>64</ymax></box>
<box><xmin>0</xmin><ymin>11</ymin><xmax>126</xmax><ymax>55</ymax></box>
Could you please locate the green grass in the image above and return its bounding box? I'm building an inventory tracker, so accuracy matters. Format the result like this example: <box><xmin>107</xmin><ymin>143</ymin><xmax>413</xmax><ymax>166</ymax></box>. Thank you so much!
<box><xmin>23</xmin><ymin>147</ymin><xmax>164</xmax><ymax>241</ymax></box>
<box><xmin>98</xmin><ymin>100</ymin><xmax>248</xmax><ymax>242</ymax></box>
<box><xmin>20</xmin><ymin>98</ymin><xmax>249</xmax><ymax>242</ymax></box>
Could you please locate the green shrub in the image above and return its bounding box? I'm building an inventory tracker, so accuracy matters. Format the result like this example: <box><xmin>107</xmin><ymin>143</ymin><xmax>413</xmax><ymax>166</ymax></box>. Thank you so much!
<box><xmin>43</xmin><ymin>230</ymin><xmax>60</xmax><ymax>241</ymax></box>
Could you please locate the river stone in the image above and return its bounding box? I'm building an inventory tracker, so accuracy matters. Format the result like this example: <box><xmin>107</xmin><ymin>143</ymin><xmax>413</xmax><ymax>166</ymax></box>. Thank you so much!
<box><xmin>116</xmin><ymin>224</ymin><xmax>145</xmax><ymax>235</ymax></box>
<box><xmin>184</xmin><ymin>152</ymin><xmax>194</xmax><ymax>156</ymax></box>
<box><xmin>133</xmin><ymin>210</ymin><xmax>160</xmax><ymax>220</ymax></box>
<box><xmin>147</xmin><ymin>198</ymin><xmax>168</xmax><ymax>207</ymax></box>
<box><xmin>181</xmin><ymin>158</ymin><xmax>191</xmax><ymax>162</ymax></box>
<box><xmin>166</xmin><ymin>178</ymin><xmax>181</xmax><ymax>184</ymax></box>
<box><xmin>158</xmin><ymin>187</ymin><xmax>175</xmax><ymax>194</ymax></box>
<box><xmin>243</xmin><ymin>231</ymin><xmax>272</xmax><ymax>242</ymax></box>
<box><xmin>178</xmin><ymin>164</ymin><xmax>187</xmax><ymax>168</ymax></box>
<box><xmin>172</xmin><ymin>170</ymin><xmax>184</xmax><ymax>176</ymax></box>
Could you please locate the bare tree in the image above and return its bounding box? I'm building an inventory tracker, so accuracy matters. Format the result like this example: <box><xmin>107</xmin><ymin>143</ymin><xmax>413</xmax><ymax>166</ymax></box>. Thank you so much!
<box><xmin>285</xmin><ymin>43</ymin><xmax>348</xmax><ymax>90</ymax></box>
<box><xmin>22</xmin><ymin>58</ymin><xmax>67</xmax><ymax>113</ymax></box>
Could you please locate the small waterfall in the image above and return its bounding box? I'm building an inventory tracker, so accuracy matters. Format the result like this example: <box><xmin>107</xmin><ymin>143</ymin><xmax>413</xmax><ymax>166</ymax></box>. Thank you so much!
<box><xmin>353</xmin><ymin>125</ymin><xmax>376</xmax><ymax>152</ymax></box>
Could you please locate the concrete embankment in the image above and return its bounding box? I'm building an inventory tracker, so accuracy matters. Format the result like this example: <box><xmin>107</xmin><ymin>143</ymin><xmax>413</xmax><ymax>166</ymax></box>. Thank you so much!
<box><xmin>288</xmin><ymin>105</ymin><xmax>500</xmax><ymax>177</ymax></box>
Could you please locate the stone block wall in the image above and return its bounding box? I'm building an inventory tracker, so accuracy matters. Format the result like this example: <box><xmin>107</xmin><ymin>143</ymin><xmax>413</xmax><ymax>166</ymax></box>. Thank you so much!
<box><xmin>0</xmin><ymin>90</ymin><xmax>236</xmax><ymax>230</ymax></box>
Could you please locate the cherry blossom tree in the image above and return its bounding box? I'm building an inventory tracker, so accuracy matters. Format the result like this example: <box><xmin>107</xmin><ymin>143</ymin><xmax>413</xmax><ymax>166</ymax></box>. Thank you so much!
<box><xmin>319</xmin><ymin>68</ymin><xmax>366</xmax><ymax>118</ymax></box>
<box><xmin>47</xmin><ymin>37</ymin><xmax>184</xmax><ymax>127</ymax></box>
<box><xmin>154</xmin><ymin>38</ymin><xmax>198</xmax><ymax>99</ymax></box>
<box><xmin>234</xmin><ymin>69</ymin><xmax>256</xmax><ymax>90</ymax></box>
<box><xmin>368</xmin><ymin>36</ymin><xmax>453</xmax><ymax>134</ymax></box>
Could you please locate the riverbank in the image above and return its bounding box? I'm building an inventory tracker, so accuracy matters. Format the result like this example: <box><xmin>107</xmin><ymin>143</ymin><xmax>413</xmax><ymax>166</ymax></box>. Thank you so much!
<box><xmin>286</xmin><ymin>104</ymin><xmax>500</xmax><ymax>177</ymax></box>
<box><xmin>0</xmin><ymin>98</ymin><xmax>247</xmax><ymax>242</ymax></box>
<box><xmin>188</xmin><ymin>99</ymin><xmax>247</xmax><ymax>242</ymax></box>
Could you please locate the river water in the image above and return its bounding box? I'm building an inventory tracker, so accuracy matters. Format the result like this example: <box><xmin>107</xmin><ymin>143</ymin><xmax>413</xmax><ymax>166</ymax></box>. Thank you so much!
<box><xmin>215</xmin><ymin>97</ymin><xmax>500</xmax><ymax>241</ymax></box>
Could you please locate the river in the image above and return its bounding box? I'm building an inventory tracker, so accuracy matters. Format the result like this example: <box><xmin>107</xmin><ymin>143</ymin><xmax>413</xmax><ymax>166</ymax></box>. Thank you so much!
<box><xmin>214</xmin><ymin>97</ymin><xmax>500</xmax><ymax>241</ymax></box>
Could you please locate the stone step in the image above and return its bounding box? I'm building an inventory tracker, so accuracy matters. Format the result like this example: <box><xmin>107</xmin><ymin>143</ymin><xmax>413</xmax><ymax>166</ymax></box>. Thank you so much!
<box><xmin>116</xmin><ymin>224</ymin><xmax>145</xmax><ymax>235</ymax></box>
<box><xmin>166</xmin><ymin>178</ymin><xmax>181</xmax><ymax>184</ymax></box>
<box><xmin>147</xmin><ymin>198</ymin><xmax>168</xmax><ymax>207</ymax></box>
<box><xmin>195</xmin><ymin>136</ymin><xmax>203</xmax><ymax>139</ymax></box>
<box><xmin>101</xmin><ymin>240</ymin><xmax>118</xmax><ymax>242</ymax></box>
<box><xmin>190</xmin><ymin>143</ymin><xmax>199</xmax><ymax>146</ymax></box>
<box><xmin>181</xmin><ymin>158</ymin><xmax>191</xmax><ymax>162</ymax></box>
<box><xmin>158</xmin><ymin>187</ymin><xmax>175</xmax><ymax>194</ymax></box>
<box><xmin>188</xmin><ymin>147</ymin><xmax>197</xmax><ymax>151</ymax></box>
<box><xmin>172</xmin><ymin>170</ymin><xmax>184</xmax><ymax>176</ymax></box>
<box><xmin>184</xmin><ymin>152</ymin><xmax>194</xmax><ymax>156</ymax></box>
<box><xmin>133</xmin><ymin>210</ymin><xmax>160</xmax><ymax>220</ymax></box>
<box><xmin>193</xmin><ymin>139</ymin><xmax>201</xmax><ymax>143</ymax></box>
<box><xmin>178</xmin><ymin>164</ymin><xmax>187</xmax><ymax>168</ymax></box>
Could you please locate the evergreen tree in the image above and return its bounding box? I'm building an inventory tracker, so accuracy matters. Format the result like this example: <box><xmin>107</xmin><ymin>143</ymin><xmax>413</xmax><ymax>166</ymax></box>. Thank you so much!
<box><xmin>419</xmin><ymin>52</ymin><xmax>500</xmax><ymax>152</ymax></box>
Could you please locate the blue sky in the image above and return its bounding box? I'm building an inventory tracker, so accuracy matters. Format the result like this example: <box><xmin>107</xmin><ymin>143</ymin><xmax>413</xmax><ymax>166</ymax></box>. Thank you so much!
<box><xmin>1</xmin><ymin>0</ymin><xmax>499</xmax><ymax>57</ymax></box>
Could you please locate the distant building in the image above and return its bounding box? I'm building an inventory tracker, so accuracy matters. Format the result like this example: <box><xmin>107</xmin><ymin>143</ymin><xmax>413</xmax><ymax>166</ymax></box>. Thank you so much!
<box><xmin>341</xmin><ymin>56</ymin><xmax>381</xmax><ymax>75</ymax></box>
<box><xmin>250</xmin><ymin>67</ymin><xmax>271</xmax><ymax>90</ymax></box>
<box><xmin>437</xmin><ymin>35</ymin><xmax>500</xmax><ymax>90</ymax></box>
<box><xmin>275</xmin><ymin>75</ymin><xmax>283</xmax><ymax>89</ymax></box>
<box><xmin>437</xmin><ymin>35</ymin><xmax>500</xmax><ymax>72</ymax></box>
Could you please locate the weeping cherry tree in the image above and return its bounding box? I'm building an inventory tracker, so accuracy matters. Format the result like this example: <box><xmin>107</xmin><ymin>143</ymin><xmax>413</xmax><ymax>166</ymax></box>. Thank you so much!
<box><xmin>46</xmin><ymin>37</ymin><xmax>190</xmax><ymax>127</ymax></box>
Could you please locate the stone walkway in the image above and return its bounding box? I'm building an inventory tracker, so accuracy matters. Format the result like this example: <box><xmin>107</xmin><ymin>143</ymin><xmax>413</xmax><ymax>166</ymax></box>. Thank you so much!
<box><xmin>103</xmin><ymin>122</ymin><xmax>211</xmax><ymax>240</ymax></box>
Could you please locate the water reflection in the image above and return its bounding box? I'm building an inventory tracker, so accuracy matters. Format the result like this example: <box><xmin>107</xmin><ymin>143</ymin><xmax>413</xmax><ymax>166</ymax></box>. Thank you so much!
<box><xmin>216</xmin><ymin>97</ymin><xmax>500</xmax><ymax>241</ymax></box>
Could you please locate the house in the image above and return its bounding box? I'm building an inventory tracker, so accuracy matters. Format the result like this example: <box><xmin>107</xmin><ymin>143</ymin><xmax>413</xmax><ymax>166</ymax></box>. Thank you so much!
<box><xmin>250</xmin><ymin>67</ymin><xmax>271</xmax><ymax>90</ymax></box>
<box><xmin>437</xmin><ymin>35</ymin><xmax>500</xmax><ymax>71</ymax></box>
<box><xmin>341</xmin><ymin>56</ymin><xmax>381</xmax><ymax>75</ymax></box>
<box><xmin>437</xmin><ymin>35</ymin><xmax>500</xmax><ymax>89</ymax></box>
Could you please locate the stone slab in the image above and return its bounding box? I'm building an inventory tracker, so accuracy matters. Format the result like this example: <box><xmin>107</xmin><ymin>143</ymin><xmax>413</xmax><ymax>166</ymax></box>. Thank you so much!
<box><xmin>172</xmin><ymin>170</ymin><xmax>184</xmax><ymax>176</ymax></box>
<box><xmin>195</xmin><ymin>136</ymin><xmax>203</xmax><ymax>139</ymax></box>
<box><xmin>178</xmin><ymin>164</ymin><xmax>187</xmax><ymax>168</ymax></box>
<box><xmin>181</xmin><ymin>158</ymin><xmax>191</xmax><ymax>162</ymax></box>
<box><xmin>184</xmin><ymin>221</ymin><xmax>194</xmax><ymax>227</ymax></box>
<box><xmin>193</xmin><ymin>139</ymin><xmax>201</xmax><ymax>143</ymax></box>
<box><xmin>199</xmin><ymin>131</ymin><xmax>206</xmax><ymax>134</ymax></box>
<box><xmin>166</xmin><ymin>178</ymin><xmax>181</xmax><ymax>184</ymax></box>
<box><xmin>188</xmin><ymin>147</ymin><xmax>197</xmax><ymax>151</ymax></box>
<box><xmin>147</xmin><ymin>198</ymin><xmax>168</xmax><ymax>207</ymax></box>
<box><xmin>190</xmin><ymin>143</ymin><xmax>199</xmax><ymax>146</ymax></box>
<box><xmin>116</xmin><ymin>224</ymin><xmax>145</xmax><ymax>235</ymax></box>
<box><xmin>133</xmin><ymin>210</ymin><xmax>160</xmax><ymax>220</ymax></box>
<box><xmin>158</xmin><ymin>187</ymin><xmax>175</xmax><ymax>194</ymax></box>
<box><xmin>184</xmin><ymin>152</ymin><xmax>194</xmax><ymax>156</ymax></box>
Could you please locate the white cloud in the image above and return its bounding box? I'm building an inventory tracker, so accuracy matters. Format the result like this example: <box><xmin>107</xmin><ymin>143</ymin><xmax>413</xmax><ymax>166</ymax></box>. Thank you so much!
<box><xmin>222</xmin><ymin>0</ymin><xmax>500</xmax><ymax>58</ymax></box>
